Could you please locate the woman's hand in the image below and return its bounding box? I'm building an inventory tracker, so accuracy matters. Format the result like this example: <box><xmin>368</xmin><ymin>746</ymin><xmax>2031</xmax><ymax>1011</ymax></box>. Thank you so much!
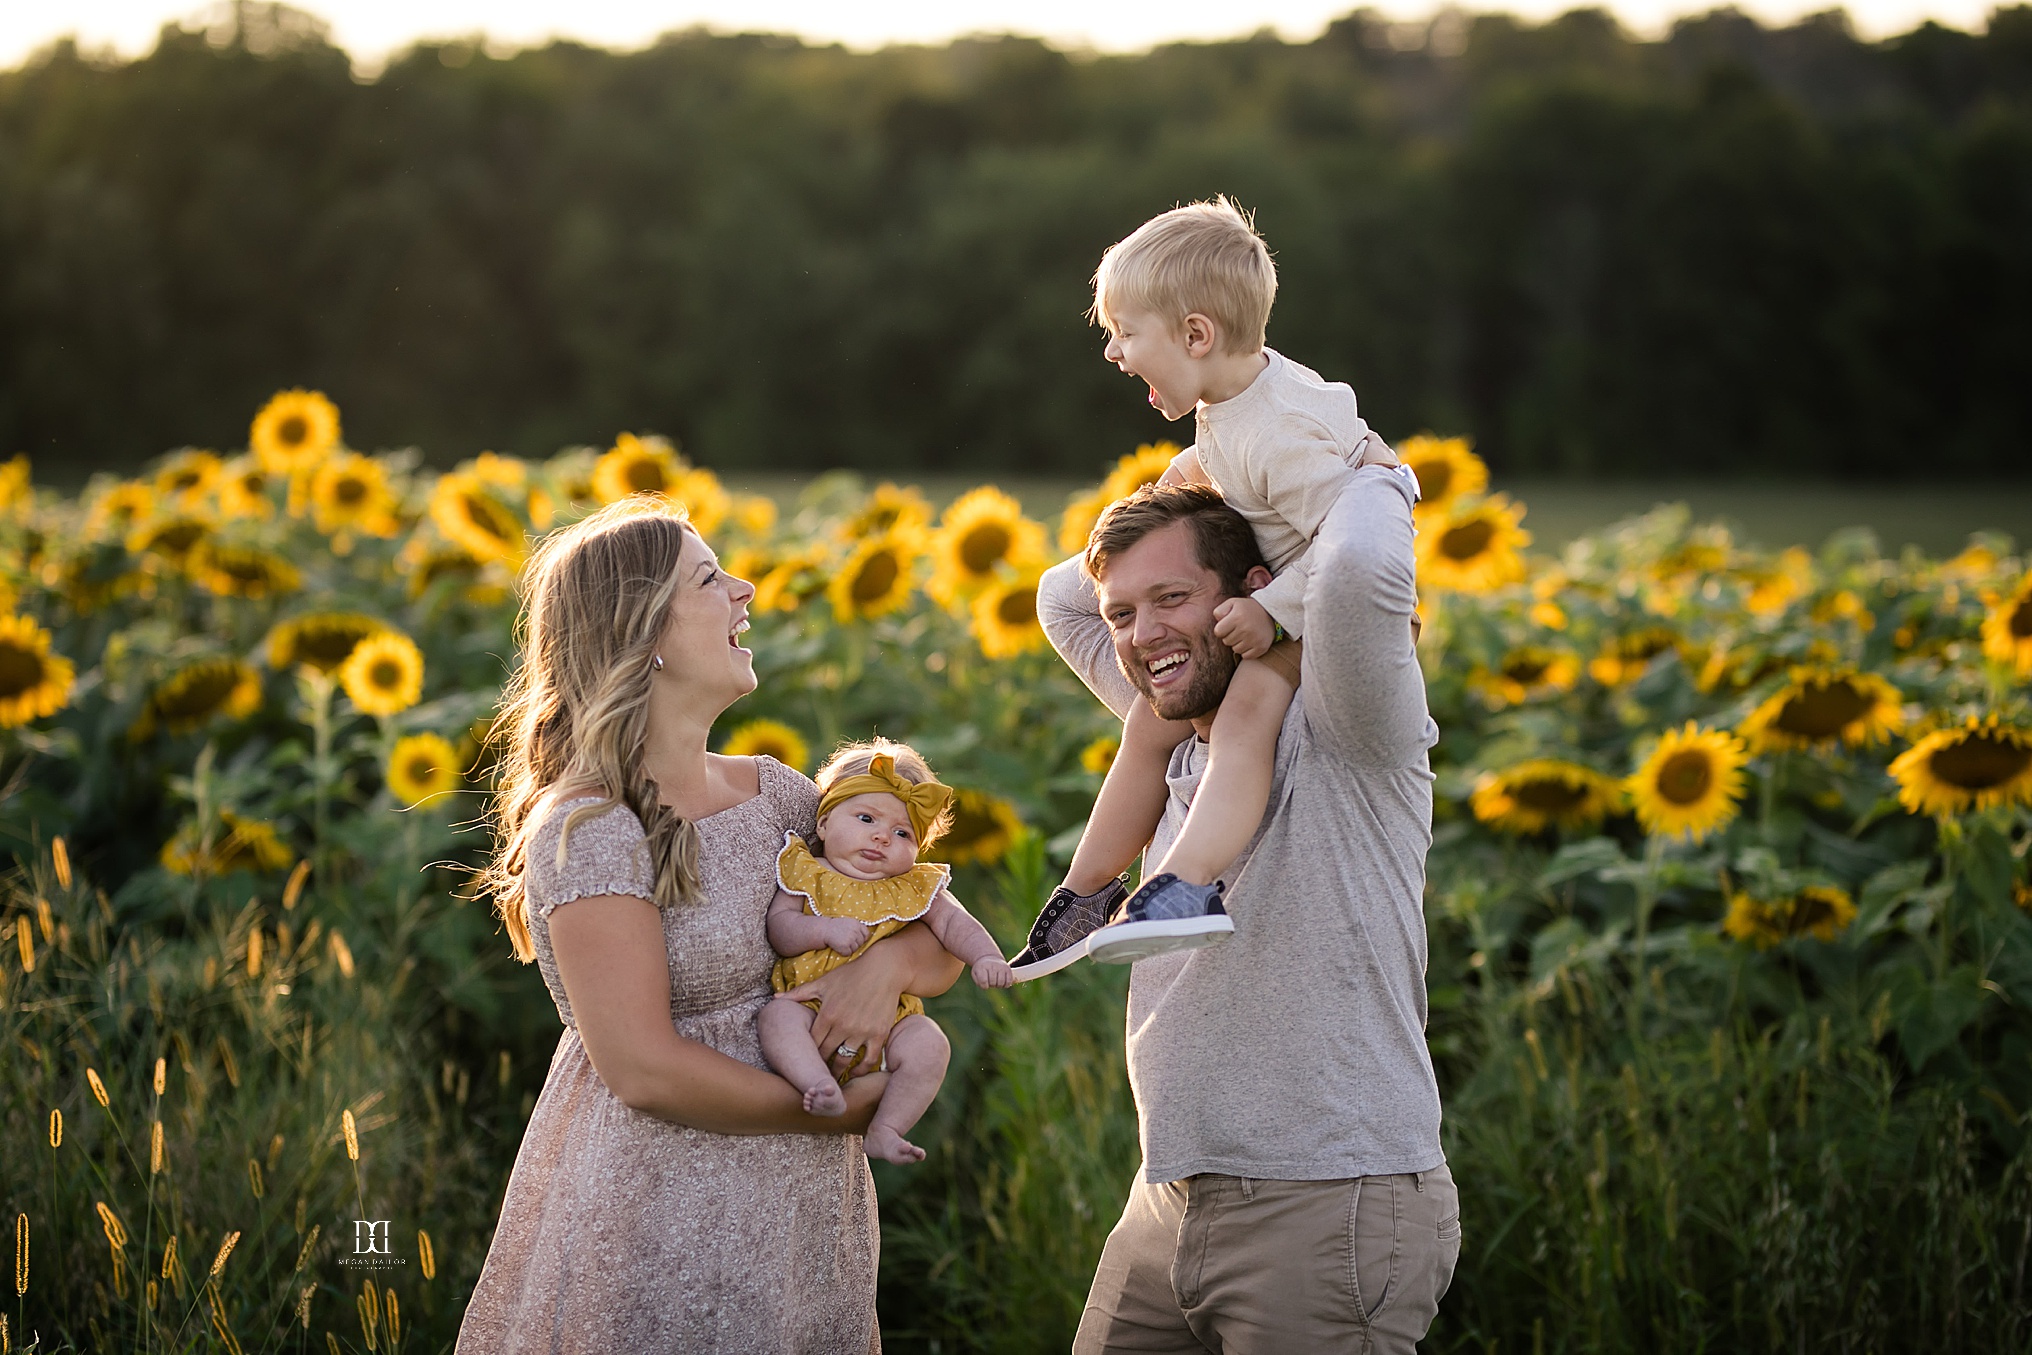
<box><xmin>779</xmin><ymin>938</ymin><xmax>912</xmax><ymax>1080</ymax></box>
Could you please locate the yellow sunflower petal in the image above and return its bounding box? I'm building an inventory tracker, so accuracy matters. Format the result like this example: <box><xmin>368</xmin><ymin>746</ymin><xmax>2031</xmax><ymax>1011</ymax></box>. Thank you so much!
<box><xmin>1626</xmin><ymin>722</ymin><xmax>1748</xmax><ymax>842</ymax></box>
<box><xmin>1398</xmin><ymin>435</ymin><xmax>1486</xmax><ymax>515</ymax></box>
<box><xmin>250</xmin><ymin>390</ymin><xmax>340</xmax><ymax>475</ymax></box>
<box><xmin>386</xmin><ymin>732</ymin><xmax>461</xmax><ymax>808</ymax></box>
<box><xmin>340</xmin><ymin>632</ymin><xmax>425</xmax><ymax>717</ymax></box>
<box><xmin>829</xmin><ymin>530</ymin><xmax>920</xmax><ymax>623</ymax></box>
<box><xmin>1981</xmin><ymin>574</ymin><xmax>2032</xmax><ymax>678</ymax></box>
<box><xmin>1738</xmin><ymin>666</ymin><xmax>1904</xmax><ymax>754</ymax></box>
<box><xmin>1469</xmin><ymin>759</ymin><xmax>1623</xmax><ymax>834</ymax></box>
<box><xmin>1888</xmin><ymin>716</ymin><xmax>2032</xmax><ymax>818</ymax></box>
<box><xmin>1415</xmin><ymin>494</ymin><xmax>1530</xmax><ymax>594</ymax></box>
<box><xmin>0</xmin><ymin>614</ymin><xmax>77</xmax><ymax>727</ymax></box>
<box><xmin>719</xmin><ymin>718</ymin><xmax>811</xmax><ymax>773</ymax></box>
<box><xmin>929</xmin><ymin>487</ymin><xmax>1048</xmax><ymax>607</ymax></box>
<box><xmin>970</xmin><ymin>570</ymin><xmax>1047</xmax><ymax>659</ymax></box>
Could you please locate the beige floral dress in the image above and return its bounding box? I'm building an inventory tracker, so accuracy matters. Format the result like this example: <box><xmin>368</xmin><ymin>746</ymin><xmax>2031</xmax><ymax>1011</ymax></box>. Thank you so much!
<box><xmin>456</xmin><ymin>756</ymin><xmax>881</xmax><ymax>1354</ymax></box>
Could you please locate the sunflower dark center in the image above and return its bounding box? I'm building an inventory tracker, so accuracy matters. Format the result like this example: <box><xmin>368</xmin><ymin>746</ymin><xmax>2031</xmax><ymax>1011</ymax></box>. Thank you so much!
<box><xmin>1773</xmin><ymin>679</ymin><xmax>1872</xmax><ymax>739</ymax></box>
<box><xmin>296</xmin><ymin>627</ymin><xmax>373</xmax><ymax>669</ymax></box>
<box><xmin>404</xmin><ymin>753</ymin><xmax>442</xmax><ymax>780</ymax></box>
<box><xmin>624</xmin><ymin>460</ymin><xmax>667</xmax><ymax>493</ymax></box>
<box><xmin>942</xmin><ymin>805</ymin><xmax>993</xmax><ymax>851</ymax></box>
<box><xmin>336</xmin><ymin>477</ymin><xmax>366</xmax><ymax>506</ymax></box>
<box><xmin>0</xmin><ymin>642</ymin><xmax>47</xmax><ymax>698</ymax></box>
<box><xmin>369</xmin><ymin>659</ymin><xmax>403</xmax><ymax>689</ymax></box>
<box><xmin>1501</xmin><ymin>654</ymin><xmax>1551</xmax><ymax>684</ymax></box>
<box><xmin>959</xmin><ymin>523</ymin><xmax>1012</xmax><ymax>574</ymax></box>
<box><xmin>278</xmin><ymin>415</ymin><xmax>307</xmax><ymax>445</ymax></box>
<box><xmin>1622</xmin><ymin>632</ymin><xmax>1675</xmax><ymax>661</ymax></box>
<box><xmin>170</xmin><ymin>471</ymin><xmax>203</xmax><ymax>492</ymax></box>
<box><xmin>1929</xmin><ymin>733</ymin><xmax>2032</xmax><ymax>790</ymax></box>
<box><xmin>1512</xmin><ymin>779</ymin><xmax>1589</xmax><ymax>814</ymax></box>
<box><xmin>2011</xmin><ymin>598</ymin><xmax>2032</xmax><ymax>641</ymax></box>
<box><xmin>1439</xmin><ymin>519</ymin><xmax>1493</xmax><ymax>561</ymax></box>
<box><xmin>150</xmin><ymin>522</ymin><xmax>208</xmax><ymax>554</ymax></box>
<box><xmin>1413</xmin><ymin>460</ymin><xmax>1451</xmax><ymax>501</ymax></box>
<box><xmin>862</xmin><ymin>507</ymin><xmax>900</xmax><ymax>533</ymax></box>
<box><xmin>1787</xmin><ymin>892</ymin><xmax>1839</xmax><ymax>934</ymax></box>
<box><xmin>996</xmin><ymin>588</ymin><xmax>1037</xmax><ymax>627</ymax></box>
<box><xmin>851</xmin><ymin>551</ymin><xmax>899</xmax><ymax>604</ymax></box>
<box><xmin>464</xmin><ymin>494</ymin><xmax>511</xmax><ymax>538</ymax></box>
<box><xmin>157</xmin><ymin>667</ymin><xmax>240</xmax><ymax>720</ymax></box>
<box><xmin>1656</xmin><ymin>750</ymin><xmax>1714</xmax><ymax>805</ymax></box>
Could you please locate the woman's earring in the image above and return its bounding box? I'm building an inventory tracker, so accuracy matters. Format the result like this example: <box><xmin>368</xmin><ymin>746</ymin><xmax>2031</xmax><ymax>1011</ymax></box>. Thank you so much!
<box><xmin>651</xmin><ymin>654</ymin><xmax>665</xmax><ymax>672</ymax></box>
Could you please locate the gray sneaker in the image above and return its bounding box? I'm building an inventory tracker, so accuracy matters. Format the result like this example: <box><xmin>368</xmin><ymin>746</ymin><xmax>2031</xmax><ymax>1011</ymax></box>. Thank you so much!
<box><xmin>1086</xmin><ymin>873</ymin><xmax>1233</xmax><ymax>965</ymax></box>
<box><xmin>1008</xmin><ymin>876</ymin><xmax>1130</xmax><ymax>981</ymax></box>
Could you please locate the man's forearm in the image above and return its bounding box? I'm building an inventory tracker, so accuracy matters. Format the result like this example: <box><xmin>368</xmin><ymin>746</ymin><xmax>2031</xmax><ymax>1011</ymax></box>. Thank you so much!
<box><xmin>1039</xmin><ymin>555</ymin><xmax>1137</xmax><ymax>720</ymax></box>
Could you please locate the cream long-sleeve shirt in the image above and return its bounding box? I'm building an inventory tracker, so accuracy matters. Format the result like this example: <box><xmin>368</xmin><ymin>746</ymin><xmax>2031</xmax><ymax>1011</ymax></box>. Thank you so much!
<box><xmin>1188</xmin><ymin>347</ymin><xmax>1407</xmax><ymax>637</ymax></box>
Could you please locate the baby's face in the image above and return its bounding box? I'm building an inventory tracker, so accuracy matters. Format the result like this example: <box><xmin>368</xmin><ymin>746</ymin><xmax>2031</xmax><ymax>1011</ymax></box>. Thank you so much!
<box><xmin>816</xmin><ymin>791</ymin><xmax>919</xmax><ymax>880</ymax></box>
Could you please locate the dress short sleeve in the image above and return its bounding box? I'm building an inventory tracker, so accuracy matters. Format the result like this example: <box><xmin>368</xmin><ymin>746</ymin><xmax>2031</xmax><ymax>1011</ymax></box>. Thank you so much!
<box><xmin>756</xmin><ymin>755</ymin><xmax>821</xmax><ymax>844</ymax></box>
<box><xmin>527</xmin><ymin>798</ymin><xmax>659</xmax><ymax>919</ymax></box>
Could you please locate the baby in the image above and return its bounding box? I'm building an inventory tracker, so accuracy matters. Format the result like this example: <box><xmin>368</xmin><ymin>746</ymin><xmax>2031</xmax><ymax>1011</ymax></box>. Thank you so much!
<box><xmin>759</xmin><ymin>739</ymin><xmax>1014</xmax><ymax>1163</ymax></box>
<box><xmin>1013</xmin><ymin>195</ymin><xmax>1420</xmax><ymax>976</ymax></box>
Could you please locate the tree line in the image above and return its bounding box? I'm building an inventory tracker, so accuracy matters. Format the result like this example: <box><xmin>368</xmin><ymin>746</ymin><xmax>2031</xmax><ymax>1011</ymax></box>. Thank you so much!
<box><xmin>2</xmin><ymin>2</ymin><xmax>2029</xmax><ymax>481</ymax></box>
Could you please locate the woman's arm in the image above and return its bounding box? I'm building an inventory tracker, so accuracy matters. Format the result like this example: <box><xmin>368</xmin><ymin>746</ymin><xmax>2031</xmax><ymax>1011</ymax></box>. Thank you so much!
<box><xmin>778</xmin><ymin>920</ymin><xmax>963</xmax><ymax>1079</ymax></box>
<box><xmin>549</xmin><ymin>893</ymin><xmax>887</xmax><ymax>1134</ymax></box>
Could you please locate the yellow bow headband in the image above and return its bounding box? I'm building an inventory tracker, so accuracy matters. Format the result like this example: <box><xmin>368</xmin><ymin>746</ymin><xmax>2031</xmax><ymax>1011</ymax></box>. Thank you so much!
<box><xmin>817</xmin><ymin>754</ymin><xmax>955</xmax><ymax>844</ymax></box>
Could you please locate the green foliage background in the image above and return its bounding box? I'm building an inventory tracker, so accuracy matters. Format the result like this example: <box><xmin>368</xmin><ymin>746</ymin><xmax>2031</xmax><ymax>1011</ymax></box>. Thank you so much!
<box><xmin>4</xmin><ymin>3</ymin><xmax>2032</xmax><ymax>480</ymax></box>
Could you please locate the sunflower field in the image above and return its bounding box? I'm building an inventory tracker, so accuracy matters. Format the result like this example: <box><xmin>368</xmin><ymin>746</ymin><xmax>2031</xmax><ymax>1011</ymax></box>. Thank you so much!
<box><xmin>2</xmin><ymin>394</ymin><xmax>2030</xmax><ymax>1354</ymax></box>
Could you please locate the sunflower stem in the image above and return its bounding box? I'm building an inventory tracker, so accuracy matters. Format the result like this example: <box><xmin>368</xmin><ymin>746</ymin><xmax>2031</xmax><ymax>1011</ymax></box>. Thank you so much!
<box><xmin>1631</xmin><ymin>833</ymin><xmax>1667</xmax><ymax>1020</ymax></box>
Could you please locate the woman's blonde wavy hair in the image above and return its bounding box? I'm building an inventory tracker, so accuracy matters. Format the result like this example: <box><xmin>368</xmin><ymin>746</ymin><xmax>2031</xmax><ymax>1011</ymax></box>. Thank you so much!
<box><xmin>479</xmin><ymin>496</ymin><xmax>705</xmax><ymax>962</ymax></box>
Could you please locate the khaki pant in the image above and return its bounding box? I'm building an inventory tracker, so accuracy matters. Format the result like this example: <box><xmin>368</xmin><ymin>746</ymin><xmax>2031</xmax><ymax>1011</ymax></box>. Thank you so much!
<box><xmin>1074</xmin><ymin>1163</ymin><xmax>1461</xmax><ymax>1354</ymax></box>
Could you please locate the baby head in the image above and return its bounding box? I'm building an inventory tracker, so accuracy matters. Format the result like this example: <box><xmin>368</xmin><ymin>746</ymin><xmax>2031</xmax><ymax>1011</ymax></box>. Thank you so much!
<box><xmin>811</xmin><ymin>739</ymin><xmax>955</xmax><ymax>881</ymax></box>
<box><xmin>1089</xmin><ymin>196</ymin><xmax>1276</xmax><ymax>358</ymax></box>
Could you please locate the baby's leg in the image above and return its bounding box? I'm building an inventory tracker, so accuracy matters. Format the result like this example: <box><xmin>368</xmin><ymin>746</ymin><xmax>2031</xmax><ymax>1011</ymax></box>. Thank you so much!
<box><xmin>862</xmin><ymin>1014</ymin><xmax>951</xmax><ymax>1164</ymax></box>
<box><xmin>1153</xmin><ymin>656</ymin><xmax>1298</xmax><ymax>886</ymax></box>
<box><xmin>1064</xmin><ymin>701</ymin><xmax>1194</xmax><ymax>894</ymax></box>
<box><xmin>758</xmin><ymin>995</ymin><xmax>846</xmax><ymax>1116</ymax></box>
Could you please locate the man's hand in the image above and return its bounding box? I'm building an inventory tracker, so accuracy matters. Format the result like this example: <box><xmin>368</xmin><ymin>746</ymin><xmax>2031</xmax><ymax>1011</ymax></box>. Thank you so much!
<box><xmin>823</xmin><ymin>918</ymin><xmax>872</xmax><ymax>957</ymax></box>
<box><xmin>1212</xmin><ymin>594</ymin><xmax>1278</xmax><ymax>660</ymax></box>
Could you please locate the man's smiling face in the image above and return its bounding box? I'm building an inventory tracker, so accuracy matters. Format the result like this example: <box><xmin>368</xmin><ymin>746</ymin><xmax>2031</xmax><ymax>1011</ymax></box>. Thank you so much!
<box><xmin>1097</xmin><ymin>520</ymin><xmax>1261</xmax><ymax>725</ymax></box>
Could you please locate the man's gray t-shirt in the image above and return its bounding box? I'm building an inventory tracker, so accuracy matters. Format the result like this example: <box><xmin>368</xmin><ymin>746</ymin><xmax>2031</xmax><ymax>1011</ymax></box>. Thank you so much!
<box><xmin>1038</xmin><ymin>467</ymin><xmax>1444</xmax><ymax>1184</ymax></box>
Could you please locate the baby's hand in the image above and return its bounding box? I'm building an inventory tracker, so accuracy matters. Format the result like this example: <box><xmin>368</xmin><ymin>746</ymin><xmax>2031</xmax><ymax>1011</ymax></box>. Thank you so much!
<box><xmin>1212</xmin><ymin>595</ymin><xmax>1277</xmax><ymax>660</ymax></box>
<box><xmin>825</xmin><ymin>919</ymin><xmax>872</xmax><ymax>957</ymax></box>
<box><xmin>972</xmin><ymin>956</ymin><xmax>1015</xmax><ymax>989</ymax></box>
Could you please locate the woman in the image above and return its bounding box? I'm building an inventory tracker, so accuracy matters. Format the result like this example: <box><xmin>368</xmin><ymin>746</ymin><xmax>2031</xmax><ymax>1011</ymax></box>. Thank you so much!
<box><xmin>457</xmin><ymin>498</ymin><xmax>961</xmax><ymax>1353</ymax></box>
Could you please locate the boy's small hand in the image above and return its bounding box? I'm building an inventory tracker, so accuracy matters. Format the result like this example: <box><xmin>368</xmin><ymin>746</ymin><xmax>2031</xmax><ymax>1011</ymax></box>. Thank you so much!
<box><xmin>972</xmin><ymin>957</ymin><xmax>1015</xmax><ymax>989</ymax></box>
<box><xmin>826</xmin><ymin>919</ymin><xmax>872</xmax><ymax>957</ymax></box>
<box><xmin>1212</xmin><ymin>595</ymin><xmax>1277</xmax><ymax>660</ymax></box>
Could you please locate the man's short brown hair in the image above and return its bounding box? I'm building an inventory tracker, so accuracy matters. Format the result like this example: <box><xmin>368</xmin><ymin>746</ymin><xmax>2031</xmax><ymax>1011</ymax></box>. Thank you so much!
<box><xmin>1083</xmin><ymin>483</ymin><xmax>1266</xmax><ymax>596</ymax></box>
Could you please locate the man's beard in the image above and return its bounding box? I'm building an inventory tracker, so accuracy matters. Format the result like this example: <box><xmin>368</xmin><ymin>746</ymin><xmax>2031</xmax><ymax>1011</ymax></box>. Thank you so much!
<box><xmin>1122</xmin><ymin>624</ymin><xmax>1241</xmax><ymax>722</ymax></box>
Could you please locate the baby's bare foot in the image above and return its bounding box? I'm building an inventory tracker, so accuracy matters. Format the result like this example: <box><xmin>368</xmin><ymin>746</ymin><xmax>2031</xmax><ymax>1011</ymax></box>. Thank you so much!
<box><xmin>803</xmin><ymin>1081</ymin><xmax>846</xmax><ymax>1116</ymax></box>
<box><xmin>863</xmin><ymin>1125</ymin><xmax>926</xmax><ymax>1164</ymax></box>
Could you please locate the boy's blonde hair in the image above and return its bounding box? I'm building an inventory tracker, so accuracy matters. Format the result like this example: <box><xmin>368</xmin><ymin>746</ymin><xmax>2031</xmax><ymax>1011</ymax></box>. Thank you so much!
<box><xmin>1090</xmin><ymin>196</ymin><xmax>1276</xmax><ymax>355</ymax></box>
<box><xmin>812</xmin><ymin>737</ymin><xmax>955</xmax><ymax>850</ymax></box>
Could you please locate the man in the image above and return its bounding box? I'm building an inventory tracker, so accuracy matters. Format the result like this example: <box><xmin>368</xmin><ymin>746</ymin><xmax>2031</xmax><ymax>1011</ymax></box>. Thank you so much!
<box><xmin>1030</xmin><ymin>470</ymin><xmax>1458</xmax><ymax>1353</ymax></box>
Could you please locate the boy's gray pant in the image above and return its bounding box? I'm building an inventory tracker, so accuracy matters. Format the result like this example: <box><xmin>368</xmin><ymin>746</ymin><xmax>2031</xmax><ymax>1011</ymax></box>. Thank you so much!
<box><xmin>1074</xmin><ymin>1161</ymin><xmax>1461</xmax><ymax>1354</ymax></box>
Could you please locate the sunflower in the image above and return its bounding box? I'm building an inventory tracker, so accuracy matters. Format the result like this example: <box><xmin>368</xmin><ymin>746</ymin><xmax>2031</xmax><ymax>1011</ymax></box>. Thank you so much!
<box><xmin>1739</xmin><ymin>667</ymin><xmax>1904</xmax><ymax>754</ymax></box>
<box><xmin>401</xmin><ymin>544</ymin><xmax>501</xmax><ymax>601</ymax></box>
<box><xmin>839</xmin><ymin>483</ymin><xmax>933</xmax><ymax>543</ymax></box>
<box><xmin>1469</xmin><ymin>646</ymin><xmax>1580</xmax><ymax>707</ymax></box>
<box><xmin>970</xmin><ymin>570</ymin><xmax>1047</xmax><ymax>659</ymax></box>
<box><xmin>1080</xmin><ymin>734</ymin><xmax>1120</xmax><ymax>775</ymax></box>
<box><xmin>731</xmin><ymin>494</ymin><xmax>779</xmax><ymax>537</ymax></box>
<box><xmin>926</xmin><ymin>789</ymin><xmax>1025</xmax><ymax>866</ymax></box>
<box><xmin>1414</xmin><ymin>495</ymin><xmax>1530</xmax><ymax>593</ymax></box>
<box><xmin>929</xmin><ymin>488</ymin><xmax>1048</xmax><ymax>607</ymax></box>
<box><xmin>308</xmin><ymin>453</ymin><xmax>399</xmax><ymax>538</ymax></box>
<box><xmin>136</xmin><ymin>658</ymin><xmax>262</xmax><ymax>737</ymax></box>
<box><xmin>266</xmin><ymin>613</ymin><xmax>385</xmax><ymax>673</ymax></box>
<box><xmin>1469</xmin><ymin>760</ymin><xmax>1623</xmax><ymax>835</ymax></box>
<box><xmin>1723</xmin><ymin>884</ymin><xmax>1856</xmax><ymax>949</ymax></box>
<box><xmin>191</xmin><ymin>543</ymin><xmax>301</xmax><ymax>600</ymax></box>
<box><xmin>591</xmin><ymin>433</ymin><xmax>682</xmax><ymax>504</ymax></box>
<box><xmin>1888</xmin><ymin>716</ymin><xmax>2032</xmax><ymax>817</ymax></box>
<box><xmin>127</xmin><ymin>516</ymin><xmax>213</xmax><ymax>569</ymax></box>
<box><xmin>1981</xmin><ymin>575</ymin><xmax>2032</xmax><ymax>677</ymax></box>
<box><xmin>1741</xmin><ymin>547</ymin><xmax>1813</xmax><ymax>617</ymax></box>
<box><xmin>214</xmin><ymin>457</ymin><xmax>276</xmax><ymax>520</ymax></box>
<box><xmin>41</xmin><ymin>548</ymin><xmax>145</xmax><ymax>614</ymax></box>
<box><xmin>468</xmin><ymin>452</ymin><xmax>527</xmax><ymax>488</ymax></box>
<box><xmin>1058</xmin><ymin>489</ymin><xmax>1108</xmax><ymax>555</ymax></box>
<box><xmin>1627</xmin><ymin>722</ymin><xmax>1748</xmax><ymax>842</ymax></box>
<box><xmin>0</xmin><ymin>455</ymin><xmax>29</xmax><ymax>513</ymax></box>
<box><xmin>340</xmin><ymin>631</ymin><xmax>425</xmax><ymax>716</ymax></box>
<box><xmin>0</xmin><ymin>615</ymin><xmax>77</xmax><ymax>727</ymax></box>
<box><xmin>1397</xmin><ymin>435</ymin><xmax>1487</xmax><ymax>515</ymax></box>
<box><xmin>161</xmin><ymin>809</ymin><xmax>294</xmax><ymax>877</ymax></box>
<box><xmin>1810</xmin><ymin>589</ymin><xmax>1875</xmax><ymax>632</ymax></box>
<box><xmin>754</xmin><ymin>547</ymin><xmax>832</xmax><ymax>614</ymax></box>
<box><xmin>1589</xmin><ymin>627</ymin><xmax>1682</xmax><ymax>687</ymax></box>
<box><xmin>385</xmin><ymin>732</ymin><xmax>461</xmax><ymax>808</ymax></box>
<box><xmin>153</xmin><ymin>449</ymin><xmax>224</xmax><ymax>508</ymax></box>
<box><xmin>828</xmin><ymin>530</ymin><xmax>920</xmax><ymax>623</ymax></box>
<box><xmin>719</xmin><ymin>718</ymin><xmax>811</xmax><ymax>773</ymax></box>
<box><xmin>250</xmin><ymin>390</ymin><xmax>340</xmax><ymax>474</ymax></box>
<box><xmin>85</xmin><ymin>481</ymin><xmax>156</xmax><ymax>539</ymax></box>
<box><xmin>668</xmin><ymin>467</ymin><xmax>731</xmax><ymax>537</ymax></box>
<box><xmin>1059</xmin><ymin>444</ymin><xmax>1181</xmax><ymax>552</ymax></box>
<box><xmin>430</xmin><ymin>472</ymin><xmax>526</xmax><ymax>566</ymax></box>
